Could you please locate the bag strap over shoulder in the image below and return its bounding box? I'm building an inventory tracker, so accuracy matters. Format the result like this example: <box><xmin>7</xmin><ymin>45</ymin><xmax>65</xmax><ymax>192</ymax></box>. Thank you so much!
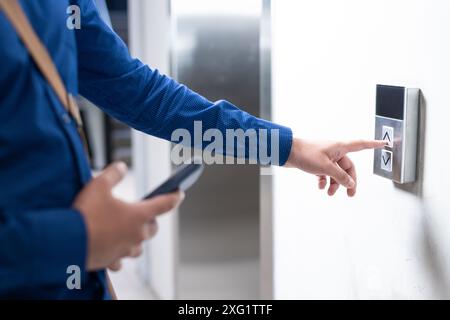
<box><xmin>0</xmin><ymin>0</ymin><xmax>88</xmax><ymax>152</ymax></box>
<box><xmin>0</xmin><ymin>0</ymin><xmax>117</xmax><ymax>296</ymax></box>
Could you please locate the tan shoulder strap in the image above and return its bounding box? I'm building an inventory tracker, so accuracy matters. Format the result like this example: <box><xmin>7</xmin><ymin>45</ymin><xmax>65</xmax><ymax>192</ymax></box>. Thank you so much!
<box><xmin>0</xmin><ymin>0</ymin><xmax>86</xmax><ymax>140</ymax></box>
<box><xmin>1</xmin><ymin>1</ymin><xmax>114</xmax><ymax>294</ymax></box>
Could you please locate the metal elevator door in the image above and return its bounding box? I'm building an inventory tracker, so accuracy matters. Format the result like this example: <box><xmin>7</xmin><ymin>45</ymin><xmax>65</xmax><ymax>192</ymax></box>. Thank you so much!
<box><xmin>171</xmin><ymin>0</ymin><xmax>262</xmax><ymax>299</ymax></box>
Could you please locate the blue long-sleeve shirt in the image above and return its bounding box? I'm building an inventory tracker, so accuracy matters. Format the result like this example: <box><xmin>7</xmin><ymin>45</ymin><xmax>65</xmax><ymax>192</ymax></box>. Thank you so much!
<box><xmin>0</xmin><ymin>0</ymin><xmax>292</xmax><ymax>299</ymax></box>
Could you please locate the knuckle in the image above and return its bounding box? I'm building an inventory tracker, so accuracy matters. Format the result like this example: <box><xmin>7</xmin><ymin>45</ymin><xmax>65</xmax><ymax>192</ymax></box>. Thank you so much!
<box><xmin>332</xmin><ymin>142</ymin><xmax>344</xmax><ymax>154</ymax></box>
<box><xmin>342</xmin><ymin>174</ymin><xmax>351</xmax><ymax>185</ymax></box>
<box><xmin>342</xmin><ymin>172</ymin><xmax>350</xmax><ymax>183</ymax></box>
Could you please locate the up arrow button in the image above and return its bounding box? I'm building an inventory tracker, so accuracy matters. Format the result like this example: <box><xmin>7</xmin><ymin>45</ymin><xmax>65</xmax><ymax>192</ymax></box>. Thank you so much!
<box><xmin>382</xmin><ymin>125</ymin><xmax>394</xmax><ymax>148</ymax></box>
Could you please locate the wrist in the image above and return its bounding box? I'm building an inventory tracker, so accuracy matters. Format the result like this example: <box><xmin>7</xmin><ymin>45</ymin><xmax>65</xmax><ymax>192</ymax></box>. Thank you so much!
<box><xmin>284</xmin><ymin>137</ymin><xmax>302</xmax><ymax>168</ymax></box>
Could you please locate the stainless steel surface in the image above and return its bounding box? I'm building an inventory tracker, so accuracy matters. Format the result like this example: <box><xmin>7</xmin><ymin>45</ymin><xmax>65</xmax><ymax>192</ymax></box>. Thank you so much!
<box><xmin>172</xmin><ymin>0</ymin><xmax>262</xmax><ymax>299</ymax></box>
<box><xmin>404</xmin><ymin>88</ymin><xmax>420</xmax><ymax>183</ymax></box>
<box><xmin>259</xmin><ymin>0</ymin><xmax>273</xmax><ymax>300</ymax></box>
<box><xmin>373</xmin><ymin>88</ymin><xmax>420</xmax><ymax>184</ymax></box>
<box><xmin>374</xmin><ymin>116</ymin><xmax>404</xmax><ymax>182</ymax></box>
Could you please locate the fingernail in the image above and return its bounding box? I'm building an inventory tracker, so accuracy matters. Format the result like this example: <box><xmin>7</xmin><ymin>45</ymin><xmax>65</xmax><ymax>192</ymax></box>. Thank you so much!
<box><xmin>116</xmin><ymin>162</ymin><xmax>128</xmax><ymax>174</ymax></box>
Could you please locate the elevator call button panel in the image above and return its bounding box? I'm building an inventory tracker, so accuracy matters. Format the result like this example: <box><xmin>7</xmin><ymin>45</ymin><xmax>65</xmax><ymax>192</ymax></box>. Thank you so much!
<box><xmin>373</xmin><ymin>85</ymin><xmax>420</xmax><ymax>183</ymax></box>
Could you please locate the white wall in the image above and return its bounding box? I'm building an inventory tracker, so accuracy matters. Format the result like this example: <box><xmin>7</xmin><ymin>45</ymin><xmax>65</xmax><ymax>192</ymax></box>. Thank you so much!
<box><xmin>272</xmin><ymin>0</ymin><xmax>450</xmax><ymax>299</ymax></box>
<box><xmin>129</xmin><ymin>0</ymin><xmax>176</xmax><ymax>300</ymax></box>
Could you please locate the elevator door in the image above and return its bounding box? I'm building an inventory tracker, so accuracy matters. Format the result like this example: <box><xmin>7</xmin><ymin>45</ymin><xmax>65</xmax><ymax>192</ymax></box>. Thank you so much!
<box><xmin>171</xmin><ymin>0</ymin><xmax>262</xmax><ymax>299</ymax></box>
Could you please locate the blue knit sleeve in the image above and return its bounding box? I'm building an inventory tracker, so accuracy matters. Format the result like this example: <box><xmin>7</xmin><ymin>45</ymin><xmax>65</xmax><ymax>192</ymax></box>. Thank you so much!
<box><xmin>75</xmin><ymin>0</ymin><xmax>293</xmax><ymax>165</ymax></box>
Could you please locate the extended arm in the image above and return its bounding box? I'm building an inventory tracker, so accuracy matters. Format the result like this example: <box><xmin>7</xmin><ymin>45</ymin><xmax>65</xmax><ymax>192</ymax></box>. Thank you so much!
<box><xmin>74</xmin><ymin>0</ymin><xmax>386</xmax><ymax>195</ymax></box>
<box><xmin>74</xmin><ymin>0</ymin><xmax>293</xmax><ymax>165</ymax></box>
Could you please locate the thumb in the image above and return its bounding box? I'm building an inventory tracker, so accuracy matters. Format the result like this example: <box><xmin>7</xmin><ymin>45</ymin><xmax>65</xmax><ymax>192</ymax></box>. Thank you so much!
<box><xmin>98</xmin><ymin>162</ymin><xmax>128</xmax><ymax>189</ymax></box>
<box><xmin>325</xmin><ymin>162</ymin><xmax>355</xmax><ymax>189</ymax></box>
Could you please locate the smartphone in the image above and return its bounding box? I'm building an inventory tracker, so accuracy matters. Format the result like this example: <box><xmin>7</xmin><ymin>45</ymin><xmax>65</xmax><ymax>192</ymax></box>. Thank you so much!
<box><xmin>142</xmin><ymin>161</ymin><xmax>204</xmax><ymax>199</ymax></box>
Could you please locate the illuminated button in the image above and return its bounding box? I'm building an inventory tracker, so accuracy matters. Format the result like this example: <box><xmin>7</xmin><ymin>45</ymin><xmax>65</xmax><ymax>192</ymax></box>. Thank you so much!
<box><xmin>381</xmin><ymin>149</ymin><xmax>393</xmax><ymax>172</ymax></box>
<box><xmin>382</xmin><ymin>125</ymin><xmax>394</xmax><ymax>148</ymax></box>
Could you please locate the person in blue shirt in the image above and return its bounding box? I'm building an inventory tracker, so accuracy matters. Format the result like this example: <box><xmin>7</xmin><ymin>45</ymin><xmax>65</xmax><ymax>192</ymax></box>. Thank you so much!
<box><xmin>0</xmin><ymin>0</ymin><xmax>385</xmax><ymax>299</ymax></box>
